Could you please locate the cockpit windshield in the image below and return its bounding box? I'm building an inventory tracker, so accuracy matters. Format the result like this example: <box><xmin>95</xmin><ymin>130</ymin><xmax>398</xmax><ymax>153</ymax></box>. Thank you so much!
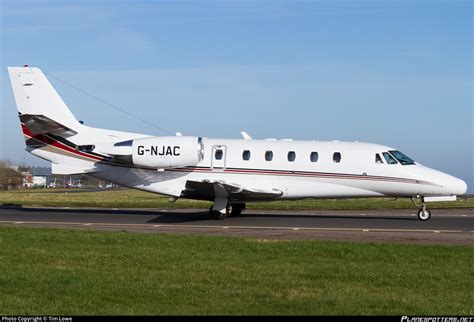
<box><xmin>382</xmin><ymin>152</ymin><xmax>398</xmax><ymax>165</ymax></box>
<box><xmin>389</xmin><ymin>150</ymin><xmax>415</xmax><ymax>165</ymax></box>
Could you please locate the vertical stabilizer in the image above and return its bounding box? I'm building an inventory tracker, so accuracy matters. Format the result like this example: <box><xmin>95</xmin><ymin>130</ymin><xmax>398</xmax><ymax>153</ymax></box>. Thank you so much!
<box><xmin>8</xmin><ymin>66</ymin><xmax>80</xmax><ymax>131</ymax></box>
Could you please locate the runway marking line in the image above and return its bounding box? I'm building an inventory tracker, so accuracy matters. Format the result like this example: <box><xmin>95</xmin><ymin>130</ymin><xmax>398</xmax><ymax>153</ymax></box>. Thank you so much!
<box><xmin>0</xmin><ymin>220</ymin><xmax>469</xmax><ymax>234</ymax></box>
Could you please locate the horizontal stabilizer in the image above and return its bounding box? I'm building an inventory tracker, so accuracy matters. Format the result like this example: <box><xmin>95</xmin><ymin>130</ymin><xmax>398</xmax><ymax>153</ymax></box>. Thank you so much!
<box><xmin>52</xmin><ymin>163</ymin><xmax>100</xmax><ymax>175</ymax></box>
<box><xmin>20</xmin><ymin>114</ymin><xmax>77</xmax><ymax>137</ymax></box>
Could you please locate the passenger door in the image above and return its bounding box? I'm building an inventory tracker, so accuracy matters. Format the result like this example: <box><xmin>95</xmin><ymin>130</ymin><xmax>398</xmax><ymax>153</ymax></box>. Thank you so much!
<box><xmin>211</xmin><ymin>145</ymin><xmax>226</xmax><ymax>171</ymax></box>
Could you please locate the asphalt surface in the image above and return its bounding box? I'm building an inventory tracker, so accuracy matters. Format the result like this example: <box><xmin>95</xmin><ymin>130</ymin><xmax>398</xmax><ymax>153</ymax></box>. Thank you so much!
<box><xmin>0</xmin><ymin>206</ymin><xmax>473</xmax><ymax>245</ymax></box>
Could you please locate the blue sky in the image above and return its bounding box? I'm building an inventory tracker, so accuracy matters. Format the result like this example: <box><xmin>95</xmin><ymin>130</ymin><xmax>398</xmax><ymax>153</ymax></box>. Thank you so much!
<box><xmin>1</xmin><ymin>0</ymin><xmax>473</xmax><ymax>191</ymax></box>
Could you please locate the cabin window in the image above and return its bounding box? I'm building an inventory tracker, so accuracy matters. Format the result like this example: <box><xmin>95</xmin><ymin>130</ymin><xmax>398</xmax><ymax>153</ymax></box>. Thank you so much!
<box><xmin>287</xmin><ymin>151</ymin><xmax>296</xmax><ymax>162</ymax></box>
<box><xmin>333</xmin><ymin>152</ymin><xmax>341</xmax><ymax>163</ymax></box>
<box><xmin>215</xmin><ymin>149</ymin><xmax>223</xmax><ymax>160</ymax></box>
<box><xmin>242</xmin><ymin>150</ymin><xmax>251</xmax><ymax>161</ymax></box>
<box><xmin>310</xmin><ymin>152</ymin><xmax>318</xmax><ymax>162</ymax></box>
<box><xmin>375</xmin><ymin>153</ymin><xmax>384</xmax><ymax>164</ymax></box>
<box><xmin>383</xmin><ymin>152</ymin><xmax>398</xmax><ymax>165</ymax></box>
<box><xmin>265</xmin><ymin>151</ymin><xmax>273</xmax><ymax>161</ymax></box>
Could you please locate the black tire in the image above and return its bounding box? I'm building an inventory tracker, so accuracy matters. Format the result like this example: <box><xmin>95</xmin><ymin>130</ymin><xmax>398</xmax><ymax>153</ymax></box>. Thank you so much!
<box><xmin>209</xmin><ymin>206</ymin><xmax>227</xmax><ymax>220</ymax></box>
<box><xmin>417</xmin><ymin>208</ymin><xmax>431</xmax><ymax>221</ymax></box>
<box><xmin>212</xmin><ymin>211</ymin><xmax>227</xmax><ymax>220</ymax></box>
<box><xmin>229</xmin><ymin>203</ymin><xmax>246</xmax><ymax>217</ymax></box>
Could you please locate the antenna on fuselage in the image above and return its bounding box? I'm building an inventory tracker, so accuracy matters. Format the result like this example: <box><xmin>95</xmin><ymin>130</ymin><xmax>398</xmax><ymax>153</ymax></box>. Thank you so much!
<box><xmin>240</xmin><ymin>131</ymin><xmax>252</xmax><ymax>140</ymax></box>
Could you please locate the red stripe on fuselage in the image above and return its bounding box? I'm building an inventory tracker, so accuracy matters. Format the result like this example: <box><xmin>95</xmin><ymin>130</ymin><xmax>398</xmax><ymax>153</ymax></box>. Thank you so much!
<box><xmin>171</xmin><ymin>166</ymin><xmax>427</xmax><ymax>185</ymax></box>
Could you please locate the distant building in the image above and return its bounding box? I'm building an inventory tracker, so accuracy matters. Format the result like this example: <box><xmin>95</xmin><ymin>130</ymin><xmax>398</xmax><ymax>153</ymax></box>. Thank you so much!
<box><xmin>29</xmin><ymin>167</ymin><xmax>53</xmax><ymax>188</ymax></box>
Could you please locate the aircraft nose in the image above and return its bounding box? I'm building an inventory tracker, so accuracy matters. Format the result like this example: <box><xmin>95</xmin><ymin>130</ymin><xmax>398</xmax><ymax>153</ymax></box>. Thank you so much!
<box><xmin>443</xmin><ymin>175</ymin><xmax>468</xmax><ymax>196</ymax></box>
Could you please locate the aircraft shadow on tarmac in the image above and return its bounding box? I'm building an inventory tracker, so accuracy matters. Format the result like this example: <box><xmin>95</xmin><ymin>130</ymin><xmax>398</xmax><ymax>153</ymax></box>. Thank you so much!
<box><xmin>149</xmin><ymin>214</ymin><xmax>421</xmax><ymax>225</ymax></box>
<box><xmin>147</xmin><ymin>212</ymin><xmax>420</xmax><ymax>224</ymax></box>
<box><xmin>1</xmin><ymin>206</ymin><xmax>419</xmax><ymax>224</ymax></box>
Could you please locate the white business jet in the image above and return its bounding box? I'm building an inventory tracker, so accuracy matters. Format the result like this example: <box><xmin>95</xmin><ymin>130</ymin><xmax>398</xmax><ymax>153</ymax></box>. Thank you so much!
<box><xmin>8</xmin><ymin>66</ymin><xmax>467</xmax><ymax>220</ymax></box>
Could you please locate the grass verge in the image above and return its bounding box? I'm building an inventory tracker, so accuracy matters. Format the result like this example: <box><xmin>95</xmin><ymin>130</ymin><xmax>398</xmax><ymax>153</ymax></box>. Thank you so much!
<box><xmin>0</xmin><ymin>189</ymin><xmax>473</xmax><ymax>210</ymax></box>
<box><xmin>0</xmin><ymin>227</ymin><xmax>472</xmax><ymax>315</ymax></box>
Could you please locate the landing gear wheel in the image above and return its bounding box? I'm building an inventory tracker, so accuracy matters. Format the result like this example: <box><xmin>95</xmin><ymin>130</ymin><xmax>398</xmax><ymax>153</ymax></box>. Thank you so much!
<box><xmin>229</xmin><ymin>203</ymin><xmax>246</xmax><ymax>217</ymax></box>
<box><xmin>417</xmin><ymin>208</ymin><xmax>431</xmax><ymax>221</ymax></box>
<box><xmin>412</xmin><ymin>196</ymin><xmax>431</xmax><ymax>221</ymax></box>
<box><xmin>209</xmin><ymin>206</ymin><xmax>228</xmax><ymax>220</ymax></box>
<box><xmin>211</xmin><ymin>211</ymin><xmax>227</xmax><ymax>220</ymax></box>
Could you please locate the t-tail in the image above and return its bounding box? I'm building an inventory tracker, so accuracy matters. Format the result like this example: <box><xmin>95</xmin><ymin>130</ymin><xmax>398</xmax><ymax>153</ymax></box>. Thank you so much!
<box><xmin>8</xmin><ymin>66</ymin><xmax>88</xmax><ymax>166</ymax></box>
<box><xmin>7</xmin><ymin>66</ymin><xmax>145</xmax><ymax>174</ymax></box>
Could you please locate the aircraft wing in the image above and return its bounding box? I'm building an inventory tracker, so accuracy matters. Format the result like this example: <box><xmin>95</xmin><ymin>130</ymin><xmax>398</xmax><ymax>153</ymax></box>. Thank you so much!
<box><xmin>181</xmin><ymin>180</ymin><xmax>283</xmax><ymax>202</ymax></box>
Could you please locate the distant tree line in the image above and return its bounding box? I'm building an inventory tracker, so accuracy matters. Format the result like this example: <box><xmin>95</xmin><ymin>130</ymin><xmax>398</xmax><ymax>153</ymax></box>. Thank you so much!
<box><xmin>0</xmin><ymin>161</ymin><xmax>25</xmax><ymax>190</ymax></box>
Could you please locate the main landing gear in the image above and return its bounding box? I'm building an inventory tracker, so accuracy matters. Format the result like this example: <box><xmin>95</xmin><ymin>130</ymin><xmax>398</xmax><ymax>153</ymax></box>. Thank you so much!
<box><xmin>412</xmin><ymin>196</ymin><xmax>431</xmax><ymax>221</ymax></box>
<box><xmin>209</xmin><ymin>199</ymin><xmax>246</xmax><ymax>220</ymax></box>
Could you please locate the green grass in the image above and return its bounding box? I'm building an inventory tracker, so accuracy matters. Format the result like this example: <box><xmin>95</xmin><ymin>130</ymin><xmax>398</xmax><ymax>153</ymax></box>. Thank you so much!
<box><xmin>0</xmin><ymin>227</ymin><xmax>472</xmax><ymax>315</ymax></box>
<box><xmin>1</xmin><ymin>188</ymin><xmax>473</xmax><ymax>210</ymax></box>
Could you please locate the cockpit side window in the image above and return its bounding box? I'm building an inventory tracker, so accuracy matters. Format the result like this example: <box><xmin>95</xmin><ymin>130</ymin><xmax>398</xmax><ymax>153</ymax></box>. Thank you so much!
<box><xmin>389</xmin><ymin>150</ymin><xmax>415</xmax><ymax>165</ymax></box>
<box><xmin>375</xmin><ymin>153</ymin><xmax>383</xmax><ymax>164</ymax></box>
<box><xmin>383</xmin><ymin>152</ymin><xmax>398</xmax><ymax>165</ymax></box>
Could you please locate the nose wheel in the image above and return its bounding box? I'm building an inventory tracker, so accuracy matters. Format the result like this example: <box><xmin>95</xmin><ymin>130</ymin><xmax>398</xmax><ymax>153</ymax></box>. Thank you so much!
<box><xmin>417</xmin><ymin>207</ymin><xmax>431</xmax><ymax>221</ymax></box>
<box><xmin>412</xmin><ymin>196</ymin><xmax>432</xmax><ymax>221</ymax></box>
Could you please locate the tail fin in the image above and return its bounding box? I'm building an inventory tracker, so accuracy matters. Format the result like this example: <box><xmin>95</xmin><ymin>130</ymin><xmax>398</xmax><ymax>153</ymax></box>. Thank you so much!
<box><xmin>8</xmin><ymin>66</ymin><xmax>143</xmax><ymax>170</ymax></box>
<box><xmin>8</xmin><ymin>66</ymin><xmax>80</xmax><ymax>133</ymax></box>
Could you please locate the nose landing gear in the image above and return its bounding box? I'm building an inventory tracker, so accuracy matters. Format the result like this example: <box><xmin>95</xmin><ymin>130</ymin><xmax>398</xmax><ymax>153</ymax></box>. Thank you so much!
<box><xmin>417</xmin><ymin>204</ymin><xmax>431</xmax><ymax>221</ymax></box>
<box><xmin>412</xmin><ymin>196</ymin><xmax>431</xmax><ymax>221</ymax></box>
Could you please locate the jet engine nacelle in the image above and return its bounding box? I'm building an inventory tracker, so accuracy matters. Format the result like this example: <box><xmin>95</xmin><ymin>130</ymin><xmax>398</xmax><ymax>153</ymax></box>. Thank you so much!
<box><xmin>131</xmin><ymin>136</ymin><xmax>203</xmax><ymax>169</ymax></box>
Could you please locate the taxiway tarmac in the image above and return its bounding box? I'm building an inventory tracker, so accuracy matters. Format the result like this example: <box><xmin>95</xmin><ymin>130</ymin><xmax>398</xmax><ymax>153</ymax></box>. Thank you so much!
<box><xmin>0</xmin><ymin>206</ymin><xmax>472</xmax><ymax>245</ymax></box>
